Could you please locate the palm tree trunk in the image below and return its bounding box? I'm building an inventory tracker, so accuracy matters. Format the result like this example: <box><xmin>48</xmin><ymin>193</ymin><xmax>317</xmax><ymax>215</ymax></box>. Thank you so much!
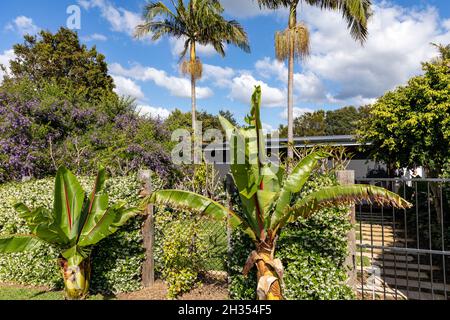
<box><xmin>59</xmin><ymin>258</ymin><xmax>91</xmax><ymax>300</ymax></box>
<box><xmin>287</xmin><ymin>5</ymin><xmax>297</xmax><ymax>165</ymax></box>
<box><xmin>287</xmin><ymin>45</ymin><xmax>294</xmax><ymax>163</ymax></box>
<box><xmin>190</xmin><ymin>42</ymin><xmax>200</xmax><ymax>164</ymax></box>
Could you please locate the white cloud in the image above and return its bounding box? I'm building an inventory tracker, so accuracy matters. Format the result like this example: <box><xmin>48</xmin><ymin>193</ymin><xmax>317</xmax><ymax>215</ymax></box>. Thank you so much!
<box><xmin>81</xmin><ymin>33</ymin><xmax>108</xmax><ymax>42</ymax></box>
<box><xmin>5</xmin><ymin>16</ymin><xmax>39</xmax><ymax>35</ymax></box>
<box><xmin>110</xmin><ymin>63</ymin><xmax>213</xmax><ymax>99</ymax></box>
<box><xmin>444</xmin><ymin>19</ymin><xmax>450</xmax><ymax>30</ymax></box>
<box><xmin>78</xmin><ymin>0</ymin><xmax>144</xmax><ymax>38</ymax></box>
<box><xmin>255</xmin><ymin>57</ymin><xmax>327</xmax><ymax>102</ymax></box>
<box><xmin>229</xmin><ymin>73</ymin><xmax>285</xmax><ymax>107</ymax></box>
<box><xmin>262</xmin><ymin>123</ymin><xmax>275</xmax><ymax>134</ymax></box>
<box><xmin>202</xmin><ymin>64</ymin><xmax>236</xmax><ymax>88</ymax></box>
<box><xmin>112</xmin><ymin>75</ymin><xmax>145</xmax><ymax>100</ymax></box>
<box><xmin>220</xmin><ymin>0</ymin><xmax>273</xmax><ymax>18</ymax></box>
<box><xmin>137</xmin><ymin>105</ymin><xmax>172</xmax><ymax>119</ymax></box>
<box><xmin>0</xmin><ymin>49</ymin><xmax>15</xmax><ymax>84</ymax></box>
<box><xmin>279</xmin><ymin>107</ymin><xmax>315</xmax><ymax>120</ymax></box>
<box><xmin>300</xmin><ymin>2</ymin><xmax>450</xmax><ymax>102</ymax></box>
<box><xmin>169</xmin><ymin>37</ymin><xmax>219</xmax><ymax>58</ymax></box>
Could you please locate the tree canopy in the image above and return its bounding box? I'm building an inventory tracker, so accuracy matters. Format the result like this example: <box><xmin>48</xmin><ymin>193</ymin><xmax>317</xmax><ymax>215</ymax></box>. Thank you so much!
<box><xmin>357</xmin><ymin>58</ymin><xmax>450</xmax><ymax>177</ymax></box>
<box><xmin>278</xmin><ymin>106</ymin><xmax>368</xmax><ymax>137</ymax></box>
<box><xmin>3</xmin><ymin>27</ymin><xmax>115</xmax><ymax>103</ymax></box>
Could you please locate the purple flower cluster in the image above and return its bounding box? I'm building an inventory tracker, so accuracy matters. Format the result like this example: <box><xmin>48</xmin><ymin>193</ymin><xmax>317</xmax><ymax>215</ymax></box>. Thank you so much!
<box><xmin>0</xmin><ymin>92</ymin><xmax>175</xmax><ymax>183</ymax></box>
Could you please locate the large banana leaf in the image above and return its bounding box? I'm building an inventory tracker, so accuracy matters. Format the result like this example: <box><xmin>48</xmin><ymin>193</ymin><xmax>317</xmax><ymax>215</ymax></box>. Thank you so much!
<box><xmin>277</xmin><ymin>184</ymin><xmax>412</xmax><ymax>230</ymax></box>
<box><xmin>54</xmin><ymin>167</ymin><xmax>85</xmax><ymax>242</ymax></box>
<box><xmin>148</xmin><ymin>190</ymin><xmax>257</xmax><ymax>241</ymax></box>
<box><xmin>77</xmin><ymin>202</ymin><xmax>139</xmax><ymax>247</ymax></box>
<box><xmin>77</xmin><ymin>167</ymin><xmax>107</xmax><ymax>237</ymax></box>
<box><xmin>219</xmin><ymin>116</ymin><xmax>259</xmax><ymax>233</ymax></box>
<box><xmin>218</xmin><ymin>86</ymin><xmax>267</xmax><ymax>239</ymax></box>
<box><xmin>15</xmin><ymin>204</ymin><xmax>69</xmax><ymax>245</ymax></box>
<box><xmin>270</xmin><ymin>152</ymin><xmax>329</xmax><ymax>229</ymax></box>
<box><xmin>0</xmin><ymin>235</ymin><xmax>43</xmax><ymax>253</ymax></box>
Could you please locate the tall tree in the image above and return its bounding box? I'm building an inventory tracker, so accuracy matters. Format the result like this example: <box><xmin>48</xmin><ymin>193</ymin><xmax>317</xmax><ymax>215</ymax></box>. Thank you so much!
<box><xmin>135</xmin><ymin>0</ymin><xmax>250</xmax><ymax>163</ymax></box>
<box><xmin>3</xmin><ymin>28</ymin><xmax>115</xmax><ymax>103</ymax></box>
<box><xmin>257</xmin><ymin>0</ymin><xmax>372</xmax><ymax>162</ymax></box>
<box><xmin>357</xmin><ymin>54</ymin><xmax>450</xmax><ymax>223</ymax></box>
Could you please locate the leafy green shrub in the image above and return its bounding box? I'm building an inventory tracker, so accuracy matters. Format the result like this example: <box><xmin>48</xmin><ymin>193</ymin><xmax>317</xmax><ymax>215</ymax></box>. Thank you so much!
<box><xmin>228</xmin><ymin>173</ymin><xmax>355</xmax><ymax>300</ymax></box>
<box><xmin>153</xmin><ymin>163</ymin><xmax>228</xmax><ymax>299</ymax></box>
<box><xmin>155</xmin><ymin>210</ymin><xmax>209</xmax><ymax>299</ymax></box>
<box><xmin>0</xmin><ymin>174</ymin><xmax>145</xmax><ymax>294</ymax></box>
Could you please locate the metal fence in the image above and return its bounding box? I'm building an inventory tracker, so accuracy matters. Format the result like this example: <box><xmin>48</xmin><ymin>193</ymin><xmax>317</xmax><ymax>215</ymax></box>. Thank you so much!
<box><xmin>154</xmin><ymin>213</ymin><xmax>228</xmax><ymax>280</ymax></box>
<box><xmin>355</xmin><ymin>178</ymin><xmax>450</xmax><ymax>300</ymax></box>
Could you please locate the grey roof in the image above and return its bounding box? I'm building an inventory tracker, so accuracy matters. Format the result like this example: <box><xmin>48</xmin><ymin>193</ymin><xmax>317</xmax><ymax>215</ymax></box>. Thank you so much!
<box><xmin>204</xmin><ymin>135</ymin><xmax>370</xmax><ymax>152</ymax></box>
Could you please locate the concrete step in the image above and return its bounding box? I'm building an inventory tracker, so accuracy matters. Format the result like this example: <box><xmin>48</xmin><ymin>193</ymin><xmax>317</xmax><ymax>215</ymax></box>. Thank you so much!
<box><xmin>359</xmin><ymin>239</ymin><xmax>413</xmax><ymax>247</ymax></box>
<box><xmin>361</xmin><ymin>252</ymin><xmax>414</xmax><ymax>262</ymax></box>
<box><xmin>405</xmin><ymin>290</ymin><xmax>448</xmax><ymax>300</ymax></box>
<box><xmin>358</xmin><ymin>225</ymin><xmax>403</xmax><ymax>232</ymax></box>
<box><xmin>383</xmin><ymin>277</ymin><xmax>450</xmax><ymax>293</ymax></box>
<box><xmin>362</xmin><ymin>266</ymin><xmax>430</xmax><ymax>280</ymax></box>
<box><xmin>359</xmin><ymin>235</ymin><xmax>414</xmax><ymax>243</ymax></box>
<box><xmin>359</xmin><ymin>229</ymin><xmax>399</xmax><ymax>237</ymax></box>
<box><xmin>356</xmin><ymin>287</ymin><xmax>406</xmax><ymax>300</ymax></box>
<box><xmin>378</xmin><ymin>261</ymin><xmax>439</xmax><ymax>271</ymax></box>
<box><xmin>357</xmin><ymin>287</ymin><xmax>448</xmax><ymax>300</ymax></box>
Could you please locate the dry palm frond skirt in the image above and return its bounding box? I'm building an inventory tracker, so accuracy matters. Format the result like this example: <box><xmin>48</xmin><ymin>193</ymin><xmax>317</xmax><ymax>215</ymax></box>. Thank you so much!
<box><xmin>181</xmin><ymin>59</ymin><xmax>203</xmax><ymax>80</ymax></box>
<box><xmin>275</xmin><ymin>23</ymin><xmax>310</xmax><ymax>61</ymax></box>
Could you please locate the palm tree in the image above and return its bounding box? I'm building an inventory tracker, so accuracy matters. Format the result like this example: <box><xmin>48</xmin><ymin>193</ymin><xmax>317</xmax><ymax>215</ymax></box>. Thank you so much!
<box><xmin>135</xmin><ymin>0</ymin><xmax>250</xmax><ymax>163</ymax></box>
<box><xmin>431</xmin><ymin>42</ymin><xmax>450</xmax><ymax>65</ymax></box>
<box><xmin>145</xmin><ymin>87</ymin><xmax>411</xmax><ymax>300</ymax></box>
<box><xmin>0</xmin><ymin>167</ymin><xmax>140</xmax><ymax>300</ymax></box>
<box><xmin>257</xmin><ymin>0</ymin><xmax>372</xmax><ymax>163</ymax></box>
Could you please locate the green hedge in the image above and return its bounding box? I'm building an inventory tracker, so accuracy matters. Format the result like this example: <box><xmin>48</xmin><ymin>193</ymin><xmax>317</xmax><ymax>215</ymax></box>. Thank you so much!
<box><xmin>0</xmin><ymin>175</ymin><xmax>145</xmax><ymax>294</ymax></box>
<box><xmin>229</xmin><ymin>173</ymin><xmax>355</xmax><ymax>300</ymax></box>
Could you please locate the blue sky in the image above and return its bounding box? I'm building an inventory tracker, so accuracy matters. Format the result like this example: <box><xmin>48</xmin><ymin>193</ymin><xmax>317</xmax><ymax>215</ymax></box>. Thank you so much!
<box><xmin>1</xmin><ymin>0</ymin><xmax>450</xmax><ymax>131</ymax></box>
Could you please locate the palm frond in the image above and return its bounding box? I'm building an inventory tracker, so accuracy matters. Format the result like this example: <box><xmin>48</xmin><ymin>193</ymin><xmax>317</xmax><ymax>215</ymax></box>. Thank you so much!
<box><xmin>256</xmin><ymin>0</ymin><xmax>291</xmax><ymax>9</ymax></box>
<box><xmin>142</xmin><ymin>1</ymin><xmax>175</xmax><ymax>20</ymax></box>
<box><xmin>305</xmin><ymin>0</ymin><xmax>372</xmax><ymax>43</ymax></box>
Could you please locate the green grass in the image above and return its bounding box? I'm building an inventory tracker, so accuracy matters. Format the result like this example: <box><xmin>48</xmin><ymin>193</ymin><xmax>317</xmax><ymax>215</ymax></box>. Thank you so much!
<box><xmin>0</xmin><ymin>286</ymin><xmax>114</xmax><ymax>300</ymax></box>
<box><xmin>356</xmin><ymin>255</ymin><xmax>371</xmax><ymax>267</ymax></box>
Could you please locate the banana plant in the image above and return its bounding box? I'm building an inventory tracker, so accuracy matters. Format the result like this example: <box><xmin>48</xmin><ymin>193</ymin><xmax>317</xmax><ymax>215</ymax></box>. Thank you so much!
<box><xmin>146</xmin><ymin>86</ymin><xmax>412</xmax><ymax>300</ymax></box>
<box><xmin>0</xmin><ymin>167</ymin><xmax>140</xmax><ymax>300</ymax></box>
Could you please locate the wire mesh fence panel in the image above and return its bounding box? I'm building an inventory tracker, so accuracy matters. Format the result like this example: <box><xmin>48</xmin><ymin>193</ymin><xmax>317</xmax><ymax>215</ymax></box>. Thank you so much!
<box><xmin>355</xmin><ymin>178</ymin><xmax>450</xmax><ymax>300</ymax></box>
<box><xmin>153</xmin><ymin>210</ymin><xmax>229</xmax><ymax>282</ymax></box>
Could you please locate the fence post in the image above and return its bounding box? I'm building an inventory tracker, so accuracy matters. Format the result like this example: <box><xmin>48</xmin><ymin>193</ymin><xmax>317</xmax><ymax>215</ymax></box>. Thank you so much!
<box><xmin>139</xmin><ymin>170</ymin><xmax>155</xmax><ymax>287</ymax></box>
<box><xmin>336</xmin><ymin>170</ymin><xmax>357</xmax><ymax>292</ymax></box>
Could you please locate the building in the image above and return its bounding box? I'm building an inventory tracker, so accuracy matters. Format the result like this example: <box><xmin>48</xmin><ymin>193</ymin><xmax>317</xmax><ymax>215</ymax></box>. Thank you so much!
<box><xmin>203</xmin><ymin>135</ymin><xmax>388</xmax><ymax>180</ymax></box>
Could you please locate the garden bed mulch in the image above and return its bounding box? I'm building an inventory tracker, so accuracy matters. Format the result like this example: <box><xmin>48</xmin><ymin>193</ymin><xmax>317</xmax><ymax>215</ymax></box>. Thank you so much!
<box><xmin>118</xmin><ymin>279</ymin><xmax>229</xmax><ymax>300</ymax></box>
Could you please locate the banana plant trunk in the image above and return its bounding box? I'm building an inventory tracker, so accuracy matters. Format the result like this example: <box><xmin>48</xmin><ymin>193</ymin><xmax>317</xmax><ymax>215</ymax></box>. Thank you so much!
<box><xmin>256</xmin><ymin>249</ymin><xmax>283</xmax><ymax>300</ymax></box>
<box><xmin>245</xmin><ymin>244</ymin><xmax>284</xmax><ymax>300</ymax></box>
<box><xmin>59</xmin><ymin>258</ymin><xmax>91</xmax><ymax>300</ymax></box>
